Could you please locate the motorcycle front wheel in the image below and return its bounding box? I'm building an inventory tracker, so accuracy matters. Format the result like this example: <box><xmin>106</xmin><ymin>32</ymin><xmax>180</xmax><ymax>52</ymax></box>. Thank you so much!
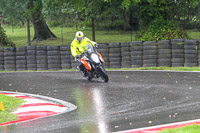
<box><xmin>87</xmin><ymin>71</ymin><xmax>93</xmax><ymax>81</ymax></box>
<box><xmin>98</xmin><ymin>66</ymin><xmax>109</xmax><ymax>82</ymax></box>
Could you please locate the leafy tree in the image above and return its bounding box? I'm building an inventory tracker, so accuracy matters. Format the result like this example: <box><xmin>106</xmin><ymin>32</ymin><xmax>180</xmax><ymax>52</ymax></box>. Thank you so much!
<box><xmin>27</xmin><ymin>0</ymin><xmax>57</xmax><ymax>42</ymax></box>
<box><xmin>0</xmin><ymin>0</ymin><xmax>57</xmax><ymax>43</ymax></box>
<box><xmin>103</xmin><ymin>0</ymin><xmax>141</xmax><ymax>30</ymax></box>
<box><xmin>0</xmin><ymin>0</ymin><xmax>26</xmax><ymax>26</ymax></box>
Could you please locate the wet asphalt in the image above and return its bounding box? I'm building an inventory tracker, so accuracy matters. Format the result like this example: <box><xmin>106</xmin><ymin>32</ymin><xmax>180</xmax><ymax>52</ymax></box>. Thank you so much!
<box><xmin>0</xmin><ymin>70</ymin><xmax>200</xmax><ymax>133</ymax></box>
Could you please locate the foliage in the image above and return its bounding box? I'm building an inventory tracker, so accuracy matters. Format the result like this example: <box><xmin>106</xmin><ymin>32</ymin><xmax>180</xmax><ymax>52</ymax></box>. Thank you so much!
<box><xmin>137</xmin><ymin>19</ymin><xmax>189</xmax><ymax>41</ymax></box>
<box><xmin>0</xmin><ymin>26</ymin><xmax>15</xmax><ymax>47</ymax></box>
<box><xmin>0</xmin><ymin>0</ymin><xmax>200</xmax><ymax>43</ymax></box>
<box><xmin>0</xmin><ymin>0</ymin><xmax>27</xmax><ymax>26</ymax></box>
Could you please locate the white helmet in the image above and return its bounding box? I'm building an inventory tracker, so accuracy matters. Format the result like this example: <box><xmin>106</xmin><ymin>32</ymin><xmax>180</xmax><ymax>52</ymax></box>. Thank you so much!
<box><xmin>75</xmin><ymin>31</ymin><xmax>84</xmax><ymax>42</ymax></box>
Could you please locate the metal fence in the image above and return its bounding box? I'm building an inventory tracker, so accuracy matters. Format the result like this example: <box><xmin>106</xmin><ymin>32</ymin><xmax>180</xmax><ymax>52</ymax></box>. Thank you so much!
<box><xmin>0</xmin><ymin>39</ymin><xmax>200</xmax><ymax>71</ymax></box>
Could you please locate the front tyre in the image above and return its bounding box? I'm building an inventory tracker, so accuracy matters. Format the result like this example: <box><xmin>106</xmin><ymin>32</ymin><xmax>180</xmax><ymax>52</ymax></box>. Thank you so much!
<box><xmin>87</xmin><ymin>71</ymin><xmax>93</xmax><ymax>81</ymax></box>
<box><xmin>98</xmin><ymin>66</ymin><xmax>109</xmax><ymax>82</ymax></box>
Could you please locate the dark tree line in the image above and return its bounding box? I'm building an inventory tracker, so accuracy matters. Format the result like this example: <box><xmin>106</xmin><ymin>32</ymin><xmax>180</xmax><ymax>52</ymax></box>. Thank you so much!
<box><xmin>0</xmin><ymin>0</ymin><xmax>200</xmax><ymax>46</ymax></box>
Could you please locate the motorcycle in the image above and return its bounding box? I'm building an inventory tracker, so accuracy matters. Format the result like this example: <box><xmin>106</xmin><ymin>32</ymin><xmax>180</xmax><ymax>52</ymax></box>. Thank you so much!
<box><xmin>76</xmin><ymin>43</ymin><xmax>109</xmax><ymax>82</ymax></box>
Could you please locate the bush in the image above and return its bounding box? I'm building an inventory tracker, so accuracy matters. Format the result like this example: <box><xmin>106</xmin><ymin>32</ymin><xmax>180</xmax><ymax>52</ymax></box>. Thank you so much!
<box><xmin>0</xmin><ymin>26</ymin><xmax>15</xmax><ymax>47</ymax></box>
<box><xmin>137</xmin><ymin>19</ymin><xmax>189</xmax><ymax>41</ymax></box>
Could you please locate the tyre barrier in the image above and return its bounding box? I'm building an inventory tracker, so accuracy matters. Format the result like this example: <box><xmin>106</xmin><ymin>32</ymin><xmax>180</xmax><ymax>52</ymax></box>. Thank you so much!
<box><xmin>71</xmin><ymin>55</ymin><xmax>79</xmax><ymax>69</ymax></box>
<box><xmin>0</xmin><ymin>48</ymin><xmax>4</xmax><ymax>71</ymax></box>
<box><xmin>0</xmin><ymin>40</ymin><xmax>200</xmax><ymax>71</ymax></box>
<box><xmin>47</xmin><ymin>46</ymin><xmax>61</xmax><ymax>70</ymax></box>
<box><xmin>60</xmin><ymin>46</ymin><xmax>71</xmax><ymax>69</ymax></box>
<box><xmin>36</xmin><ymin>46</ymin><xmax>47</xmax><ymax>71</ymax></box>
<box><xmin>198</xmin><ymin>40</ymin><xmax>200</xmax><ymax>66</ymax></box>
<box><xmin>109</xmin><ymin>43</ymin><xmax>121</xmax><ymax>68</ymax></box>
<box><xmin>143</xmin><ymin>41</ymin><xmax>158</xmax><ymax>67</ymax></box>
<box><xmin>4</xmin><ymin>47</ymin><xmax>16</xmax><ymax>71</ymax></box>
<box><xmin>171</xmin><ymin>39</ymin><xmax>184</xmax><ymax>67</ymax></box>
<box><xmin>158</xmin><ymin>40</ymin><xmax>171</xmax><ymax>67</ymax></box>
<box><xmin>27</xmin><ymin>46</ymin><xmax>37</xmax><ymax>71</ymax></box>
<box><xmin>130</xmin><ymin>41</ymin><xmax>143</xmax><ymax>68</ymax></box>
<box><xmin>184</xmin><ymin>40</ymin><xmax>198</xmax><ymax>67</ymax></box>
<box><xmin>16</xmin><ymin>47</ymin><xmax>27</xmax><ymax>71</ymax></box>
<box><xmin>121</xmin><ymin>42</ymin><xmax>131</xmax><ymax>68</ymax></box>
<box><xmin>98</xmin><ymin>43</ymin><xmax>109</xmax><ymax>68</ymax></box>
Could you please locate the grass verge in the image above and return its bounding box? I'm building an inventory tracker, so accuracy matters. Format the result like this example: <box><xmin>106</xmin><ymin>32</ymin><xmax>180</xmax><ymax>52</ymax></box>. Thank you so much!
<box><xmin>0</xmin><ymin>67</ymin><xmax>200</xmax><ymax>73</ymax></box>
<box><xmin>106</xmin><ymin>67</ymin><xmax>200</xmax><ymax>71</ymax></box>
<box><xmin>0</xmin><ymin>94</ymin><xmax>25</xmax><ymax>124</ymax></box>
<box><xmin>159</xmin><ymin>124</ymin><xmax>200</xmax><ymax>133</ymax></box>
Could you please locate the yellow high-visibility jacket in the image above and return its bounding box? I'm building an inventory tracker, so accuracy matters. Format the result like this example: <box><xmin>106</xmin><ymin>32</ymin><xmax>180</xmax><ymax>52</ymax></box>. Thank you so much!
<box><xmin>71</xmin><ymin>37</ymin><xmax>96</xmax><ymax>58</ymax></box>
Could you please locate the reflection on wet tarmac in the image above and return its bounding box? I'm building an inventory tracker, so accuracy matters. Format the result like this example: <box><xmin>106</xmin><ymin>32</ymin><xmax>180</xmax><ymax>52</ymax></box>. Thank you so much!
<box><xmin>73</xmin><ymin>84</ymin><xmax>110</xmax><ymax>133</ymax></box>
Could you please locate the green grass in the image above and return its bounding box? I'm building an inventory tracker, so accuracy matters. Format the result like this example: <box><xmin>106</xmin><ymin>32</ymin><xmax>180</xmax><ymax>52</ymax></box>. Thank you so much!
<box><xmin>0</xmin><ymin>67</ymin><xmax>200</xmax><ymax>73</ymax></box>
<box><xmin>108</xmin><ymin>67</ymin><xmax>200</xmax><ymax>71</ymax></box>
<box><xmin>187</xmin><ymin>29</ymin><xmax>200</xmax><ymax>40</ymax></box>
<box><xmin>3</xmin><ymin>26</ymin><xmax>200</xmax><ymax>47</ymax></box>
<box><xmin>0</xmin><ymin>94</ymin><xmax>25</xmax><ymax>124</ymax></box>
<box><xmin>3</xmin><ymin>26</ymin><xmax>135</xmax><ymax>47</ymax></box>
<box><xmin>159</xmin><ymin>124</ymin><xmax>200</xmax><ymax>133</ymax></box>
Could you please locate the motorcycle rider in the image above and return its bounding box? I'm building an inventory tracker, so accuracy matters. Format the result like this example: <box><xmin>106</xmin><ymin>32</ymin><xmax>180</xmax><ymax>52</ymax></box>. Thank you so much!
<box><xmin>71</xmin><ymin>31</ymin><xmax>97</xmax><ymax>76</ymax></box>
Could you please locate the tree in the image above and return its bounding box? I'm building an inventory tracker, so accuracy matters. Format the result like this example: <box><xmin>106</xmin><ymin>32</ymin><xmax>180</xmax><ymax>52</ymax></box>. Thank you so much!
<box><xmin>27</xmin><ymin>0</ymin><xmax>57</xmax><ymax>42</ymax></box>
<box><xmin>50</xmin><ymin>0</ymin><xmax>107</xmax><ymax>41</ymax></box>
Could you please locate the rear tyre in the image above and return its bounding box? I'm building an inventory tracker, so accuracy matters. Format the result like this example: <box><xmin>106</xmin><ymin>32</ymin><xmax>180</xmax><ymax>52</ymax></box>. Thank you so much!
<box><xmin>98</xmin><ymin>66</ymin><xmax>109</xmax><ymax>82</ymax></box>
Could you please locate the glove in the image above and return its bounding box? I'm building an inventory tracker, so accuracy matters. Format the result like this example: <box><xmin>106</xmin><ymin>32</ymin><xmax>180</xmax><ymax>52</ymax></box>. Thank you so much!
<box><xmin>76</xmin><ymin>55</ymin><xmax>81</xmax><ymax>59</ymax></box>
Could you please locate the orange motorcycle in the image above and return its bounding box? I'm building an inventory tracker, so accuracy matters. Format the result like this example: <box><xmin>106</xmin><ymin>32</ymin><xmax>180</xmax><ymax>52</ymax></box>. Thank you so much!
<box><xmin>77</xmin><ymin>43</ymin><xmax>109</xmax><ymax>82</ymax></box>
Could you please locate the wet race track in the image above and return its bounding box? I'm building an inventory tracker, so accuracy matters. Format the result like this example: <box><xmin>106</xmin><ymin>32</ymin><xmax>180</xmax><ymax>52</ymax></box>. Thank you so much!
<box><xmin>0</xmin><ymin>71</ymin><xmax>200</xmax><ymax>133</ymax></box>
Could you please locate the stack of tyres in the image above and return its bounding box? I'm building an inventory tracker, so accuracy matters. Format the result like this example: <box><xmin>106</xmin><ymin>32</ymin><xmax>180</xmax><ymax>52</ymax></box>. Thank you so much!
<box><xmin>157</xmin><ymin>40</ymin><xmax>171</xmax><ymax>67</ymax></box>
<box><xmin>130</xmin><ymin>41</ymin><xmax>143</xmax><ymax>68</ymax></box>
<box><xmin>60</xmin><ymin>46</ymin><xmax>71</xmax><ymax>69</ymax></box>
<box><xmin>47</xmin><ymin>46</ymin><xmax>61</xmax><ymax>70</ymax></box>
<box><xmin>16</xmin><ymin>47</ymin><xmax>27</xmax><ymax>71</ymax></box>
<box><xmin>171</xmin><ymin>39</ymin><xmax>184</xmax><ymax>67</ymax></box>
<box><xmin>121</xmin><ymin>42</ymin><xmax>131</xmax><ymax>68</ymax></box>
<box><xmin>109</xmin><ymin>43</ymin><xmax>121</xmax><ymax>68</ymax></box>
<box><xmin>0</xmin><ymin>48</ymin><xmax>4</xmax><ymax>70</ymax></box>
<box><xmin>71</xmin><ymin>56</ymin><xmax>79</xmax><ymax>69</ymax></box>
<box><xmin>143</xmin><ymin>41</ymin><xmax>158</xmax><ymax>67</ymax></box>
<box><xmin>4</xmin><ymin>48</ymin><xmax>16</xmax><ymax>71</ymax></box>
<box><xmin>184</xmin><ymin>40</ymin><xmax>198</xmax><ymax>67</ymax></box>
<box><xmin>36</xmin><ymin>46</ymin><xmax>47</xmax><ymax>70</ymax></box>
<box><xmin>199</xmin><ymin>40</ymin><xmax>200</xmax><ymax>66</ymax></box>
<box><xmin>27</xmin><ymin>46</ymin><xmax>37</xmax><ymax>71</ymax></box>
<box><xmin>97</xmin><ymin>43</ymin><xmax>109</xmax><ymax>68</ymax></box>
